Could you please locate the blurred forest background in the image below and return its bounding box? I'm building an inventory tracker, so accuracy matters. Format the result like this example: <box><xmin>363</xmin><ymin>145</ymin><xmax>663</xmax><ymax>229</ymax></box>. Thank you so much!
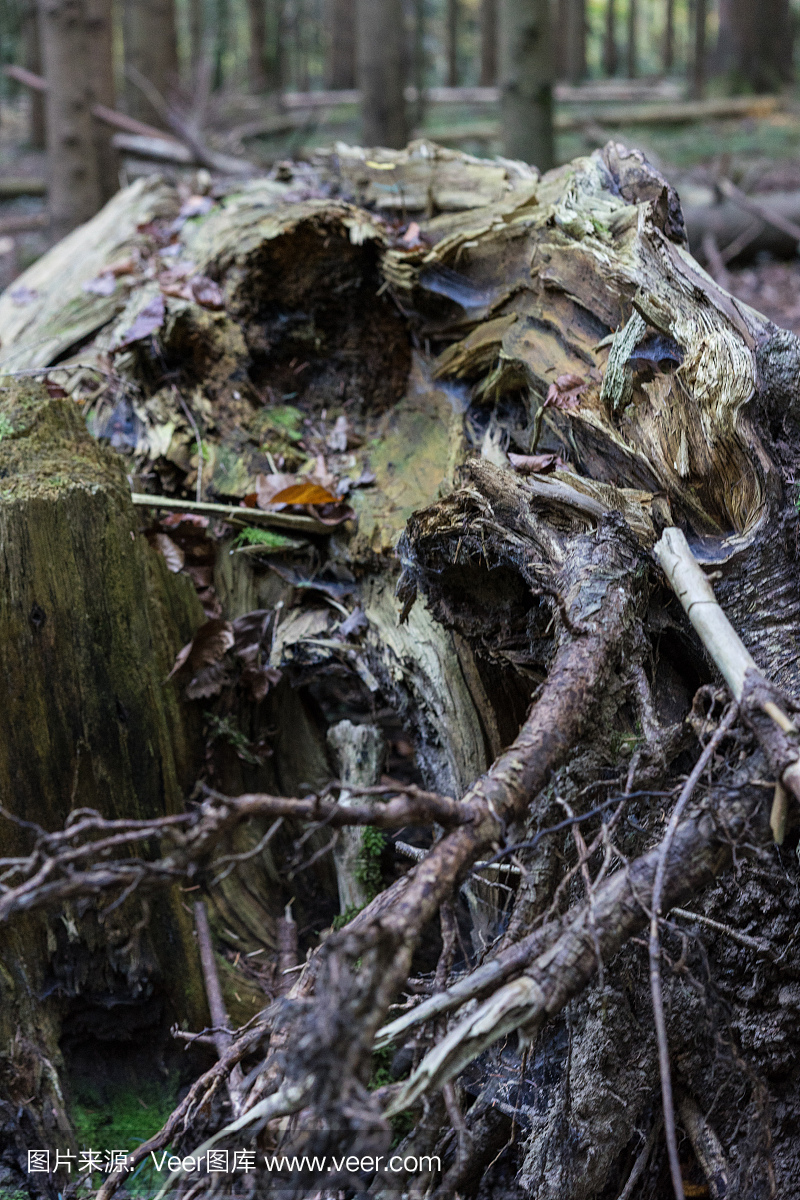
<box><xmin>3</xmin><ymin>0</ymin><xmax>800</xmax><ymax>323</ymax></box>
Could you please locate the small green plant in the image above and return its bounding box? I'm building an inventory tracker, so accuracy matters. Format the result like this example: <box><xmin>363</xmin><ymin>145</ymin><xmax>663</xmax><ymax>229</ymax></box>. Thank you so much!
<box><xmin>355</xmin><ymin>828</ymin><xmax>386</xmax><ymax>902</ymax></box>
<box><xmin>0</xmin><ymin>414</ymin><xmax>14</xmax><ymax>441</ymax></box>
<box><xmin>368</xmin><ymin>1044</ymin><xmax>395</xmax><ymax>1091</ymax></box>
<box><xmin>232</xmin><ymin>526</ymin><xmax>300</xmax><ymax>552</ymax></box>
<box><xmin>205</xmin><ymin>712</ymin><xmax>263</xmax><ymax>766</ymax></box>
<box><xmin>332</xmin><ymin>903</ymin><xmax>362</xmax><ymax>930</ymax></box>
<box><xmin>70</xmin><ymin>1074</ymin><xmax>180</xmax><ymax>1196</ymax></box>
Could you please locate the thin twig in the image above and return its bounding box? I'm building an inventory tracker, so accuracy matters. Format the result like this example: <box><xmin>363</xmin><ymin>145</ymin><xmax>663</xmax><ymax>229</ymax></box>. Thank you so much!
<box><xmin>649</xmin><ymin>701</ymin><xmax>738</xmax><ymax>1200</ymax></box>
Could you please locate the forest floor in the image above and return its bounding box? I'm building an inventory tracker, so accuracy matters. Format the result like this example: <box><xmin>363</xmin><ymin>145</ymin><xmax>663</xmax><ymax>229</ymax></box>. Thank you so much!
<box><xmin>4</xmin><ymin>93</ymin><xmax>800</xmax><ymax>327</ymax></box>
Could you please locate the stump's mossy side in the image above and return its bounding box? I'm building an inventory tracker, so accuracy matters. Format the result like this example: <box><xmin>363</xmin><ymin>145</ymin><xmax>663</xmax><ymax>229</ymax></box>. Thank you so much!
<box><xmin>0</xmin><ymin>381</ymin><xmax>209</xmax><ymax>1160</ymax></box>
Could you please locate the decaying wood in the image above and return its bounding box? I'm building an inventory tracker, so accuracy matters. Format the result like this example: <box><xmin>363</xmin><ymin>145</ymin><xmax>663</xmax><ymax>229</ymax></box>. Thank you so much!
<box><xmin>2</xmin><ymin>137</ymin><xmax>800</xmax><ymax>1199</ymax></box>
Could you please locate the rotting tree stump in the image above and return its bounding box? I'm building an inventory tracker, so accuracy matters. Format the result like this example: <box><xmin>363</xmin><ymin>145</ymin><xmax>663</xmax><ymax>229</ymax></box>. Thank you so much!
<box><xmin>0</xmin><ymin>380</ymin><xmax>210</xmax><ymax>1185</ymax></box>
<box><xmin>1</xmin><ymin>140</ymin><xmax>800</xmax><ymax>1199</ymax></box>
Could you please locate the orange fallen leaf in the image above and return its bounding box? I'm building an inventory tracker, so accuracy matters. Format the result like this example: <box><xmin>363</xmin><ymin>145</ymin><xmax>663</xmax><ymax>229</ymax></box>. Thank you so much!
<box><xmin>270</xmin><ymin>482</ymin><xmax>339</xmax><ymax>506</ymax></box>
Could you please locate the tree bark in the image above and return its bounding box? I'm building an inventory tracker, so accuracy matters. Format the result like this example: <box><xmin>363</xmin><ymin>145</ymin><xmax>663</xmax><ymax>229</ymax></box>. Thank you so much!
<box><xmin>246</xmin><ymin>0</ymin><xmax>268</xmax><ymax>92</ymax></box>
<box><xmin>691</xmin><ymin>0</ymin><xmax>707</xmax><ymax>98</ymax></box>
<box><xmin>664</xmin><ymin>0</ymin><xmax>674</xmax><ymax>72</ymax></box>
<box><xmin>557</xmin><ymin>0</ymin><xmax>585</xmax><ymax>82</ymax></box>
<box><xmin>446</xmin><ymin>0</ymin><xmax>459</xmax><ymax>87</ymax></box>
<box><xmin>86</xmin><ymin>0</ymin><xmax>118</xmax><ymax>203</ymax></box>
<box><xmin>37</xmin><ymin>0</ymin><xmax>101</xmax><ymax>241</ymax></box>
<box><xmin>188</xmin><ymin>0</ymin><xmax>204</xmax><ymax>76</ymax></box>
<box><xmin>325</xmin><ymin>0</ymin><xmax>356</xmax><ymax>89</ymax></box>
<box><xmin>626</xmin><ymin>0</ymin><xmax>637</xmax><ymax>77</ymax></box>
<box><xmin>479</xmin><ymin>0</ymin><xmax>497</xmax><ymax>85</ymax></box>
<box><xmin>499</xmin><ymin>0</ymin><xmax>554</xmax><ymax>170</ymax></box>
<box><xmin>122</xmin><ymin>0</ymin><xmax>179</xmax><ymax>127</ymax></box>
<box><xmin>722</xmin><ymin>0</ymin><xmax>793</xmax><ymax>91</ymax></box>
<box><xmin>356</xmin><ymin>0</ymin><xmax>408</xmax><ymax>148</ymax></box>
<box><xmin>603</xmin><ymin>0</ymin><xmax>617</xmax><ymax>74</ymax></box>
<box><xmin>212</xmin><ymin>0</ymin><xmax>230</xmax><ymax>91</ymax></box>
<box><xmin>22</xmin><ymin>1</ymin><xmax>46</xmax><ymax>150</ymax></box>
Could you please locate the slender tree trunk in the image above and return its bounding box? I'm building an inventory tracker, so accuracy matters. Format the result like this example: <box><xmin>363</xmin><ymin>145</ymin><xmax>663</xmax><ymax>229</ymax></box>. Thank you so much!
<box><xmin>213</xmin><ymin>0</ymin><xmax>230</xmax><ymax>90</ymax></box>
<box><xmin>603</xmin><ymin>0</ymin><xmax>617</xmax><ymax>74</ymax></box>
<box><xmin>37</xmin><ymin>0</ymin><xmax>101</xmax><ymax>240</ymax></box>
<box><xmin>86</xmin><ymin>0</ymin><xmax>118</xmax><ymax>203</ymax></box>
<box><xmin>247</xmin><ymin>0</ymin><xmax>268</xmax><ymax>91</ymax></box>
<box><xmin>479</xmin><ymin>0</ymin><xmax>497</xmax><ymax>84</ymax></box>
<box><xmin>122</xmin><ymin>0</ymin><xmax>179</xmax><ymax>127</ymax></box>
<box><xmin>563</xmin><ymin>0</ymin><xmax>585</xmax><ymax>82</ymax></box>
<box><xmin>23</xmin><ymin>1</ymin><xmax>46</xmax><ymax>149</ymax></box>
<box><xmin>188</xmin><ymin>0</ymin><xmax>203</xmax><ymax>72</ymax></box>
<box><xmin>446</xmin><ymin>0</ymin><xmax>458</xmax><ymax>86</ymax></box>
<box><xmin>626</xmin><ymin>0</ymin><xmax>637</xmax><ymax>77</ymax></box>
<box><xmin>413</xmin><ymin>0</ymin><xmax>426</xmax><ymax>124</ymax></box>
<box><xmin>726</xmin><ymin>0</ymin><xmax>792</xmax><ymax>91</ymax></box>
<box><xmin>664</xmin><ymin>0</ymin><xmax>674</xmax><ymax>72</ymax></box>
<box><xmin>499</xmin><ymin>0</ymin><xmax>554</xmax><ymax>171</ymax></box>
<box><xmin>325</xmin><ymin>0</ymin><xmax>356</xmax><ymax>88</ymax></box>
<box><xmin>356</xmin><ymin>0</ymin><xmax>408</xmax><ymax>148</ymax></box>
<box><xmin>691</xmin><ymin>0</ymin><xmax>706</xmax><ymax>97</ymax></box>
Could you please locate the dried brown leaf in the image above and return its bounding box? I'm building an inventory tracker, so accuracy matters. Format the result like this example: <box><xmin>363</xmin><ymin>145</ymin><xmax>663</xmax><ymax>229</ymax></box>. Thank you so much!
<box><xmin>116</xmin><ymin>294</ymin><xmax>166</xmax><ymax>348</ymax></box>
<box><xmin>508</xmin><ymin>452</ymin><xmax>571</xmax><ymax>474</ymax></box>
<box><xmin>191</xmin><ymin>276</ymin><xmax>225</xmax><ymax>309</ymax></box>
<box><xmin>545</xmin><ymin>373</ymin><xmax>587</xmax><ymax>411</ymax></box>
<box><xmin>168</xmin><ymin>618</ymin><xmax>234</xmax><ymax>680</ymax></box>
<box><xmin>152</xmin><ymin>532</ymin><xmax>185</xmax><ymax>572</ymax></box>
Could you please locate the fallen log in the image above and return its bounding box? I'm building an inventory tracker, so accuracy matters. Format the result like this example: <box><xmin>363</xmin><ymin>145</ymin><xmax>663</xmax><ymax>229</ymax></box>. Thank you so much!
<box><xmin>0</xmin><ymin>178</ymin><xmax>47</xmax><ymax>199</ymax></box>
<box><xmin>0</xmin><ymin>212</ymin><xmax>49</xmax><ymax>236</ymax></box>
<box><xmin>682</xmin><ymin>186</ymin><xmax>800</xmax><ymax>260</ymax></box>
<box><xmin>280</xmin><ymin>80</ymin><xmax>685</xmax><ymax>108</ymax></box>
<box><xmin>112</xmin><ymin>131</ymin><xmax>195</xmax><ymax>165</ymax></box>
<box><xmin>2</xmin><ymin>138</ymin><xmax>800</xmax><ymax>1200</ymax></box>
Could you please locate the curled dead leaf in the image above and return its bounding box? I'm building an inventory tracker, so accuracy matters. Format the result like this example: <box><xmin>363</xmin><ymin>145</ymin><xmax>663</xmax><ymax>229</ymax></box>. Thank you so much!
<box><xmin>151</xmin><ymin>532</ymin><xmax>185</xmax><ymax>572</ymax></box>
<box><xmin>115</xmin><ymin>293</ymin><xmax>166</xmax><ymax>349</ymax></box>
<box><xmin>545</xmin><ymin>373</ymin><xmax>587</xmax><ymax>411</ymax></box>
<box><xmin>190</xmin><ymin>276</ymin><xmax>225</xmax><ymax>309</ymax></box>
<box><xmin>508</xmin><ymin>452</ymin><xmax>571</xmax><ymax>474</ymax></box>
<box><xmin>269</xmin><ymin>482</ymin><xmax>339</xmax><ymax>506</ymax></box>
<box><xmin>168</xmin><ymin>618</ymin><xmax>234</xmax><ymax>681</ymax></box>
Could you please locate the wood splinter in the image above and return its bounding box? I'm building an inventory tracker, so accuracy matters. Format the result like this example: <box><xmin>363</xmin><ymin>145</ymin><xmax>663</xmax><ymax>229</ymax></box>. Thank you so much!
<box><xmin>653</xmin><ymin>525</ymin><xmax>800</xmax><ymax>839</ymax></box>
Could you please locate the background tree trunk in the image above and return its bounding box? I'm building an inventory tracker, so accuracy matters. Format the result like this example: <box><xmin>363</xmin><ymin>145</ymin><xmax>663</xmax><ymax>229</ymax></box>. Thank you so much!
<box><xmin>325</xmin><ymin>0</ymin><xmax>356</xmax><ymax>88</ymax></box>
<box><xmin>479</xmin><ymin>0</ymin><xmax>497</xmax><ymax>84</ymax></box>
<box><xmin>724</xmin><ymin>0</ymin><xmax>792</xmax><ymax>91</ymax></box>
<box><xmin>446</xmin><ymin>0</ymin><xmax>458</xmax><ymax>86</ymax></box>
<box><xmin>412</xmin><ymin>0</ymin><xmax>427</xmax><ymax>123</ymax></box>
<box><xmin>356</xmin><ymin>0</ymin><xmax>408</xmax><ymax>147</ymax></box>
<box><xmin>664</xmin><ymin>0</ymin><xmax>674</xmax><ymax>72</ymax></box>
<box><xmin>37</xmin><ymin>0</ymin><xmax>101</xmax><ymax>241</ymax></box>
<box><xmin>626</xmin><ymin>0</ymin><xmax>637</xmax><ymax>76</ymax></box>
<box><xmin>86</xmin><ymin>0</ymin><xmax>118</xmax><ymax>203</ymax></box>
<box><xmin>212</xmin><ymin>0</ymin><xmax>230</xmax><ymax>90</ymax></box>
<box><xmin>603</xmin><ymin>0</ymin><xmax>617</xmax><ymax>74</ymax></box>
<box><xmin>499</xmin><ymin>0</ymin><xmax>554</xmax><ymax>170</ymax></box>
<box><xmin>691</xmin><ymin>0</ymin><xmax>707</xmax><ymax>97</ymax></box>
<box><xmin>247</xmin><ymin>0</ymin><xmax>268</xmax><ymax>91</ymax></box>
<box><xmin>22</xmin><ymin>1</ymin><xmax>46</xmax><ymax>150</ymax></box>
<box><xmin>188</xmin><ymin>0</ymin><xmax>204</xmax><ymax>78</ymax></box>
<box><xmin>122</xmin><ymin>0</ymin><xmax>179</xmax><ymax>126</ymax></box>
<box><xmin>557</xmin><ymin>0</ymin><xmax>585</xmax><ymax>82</ymax></box>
